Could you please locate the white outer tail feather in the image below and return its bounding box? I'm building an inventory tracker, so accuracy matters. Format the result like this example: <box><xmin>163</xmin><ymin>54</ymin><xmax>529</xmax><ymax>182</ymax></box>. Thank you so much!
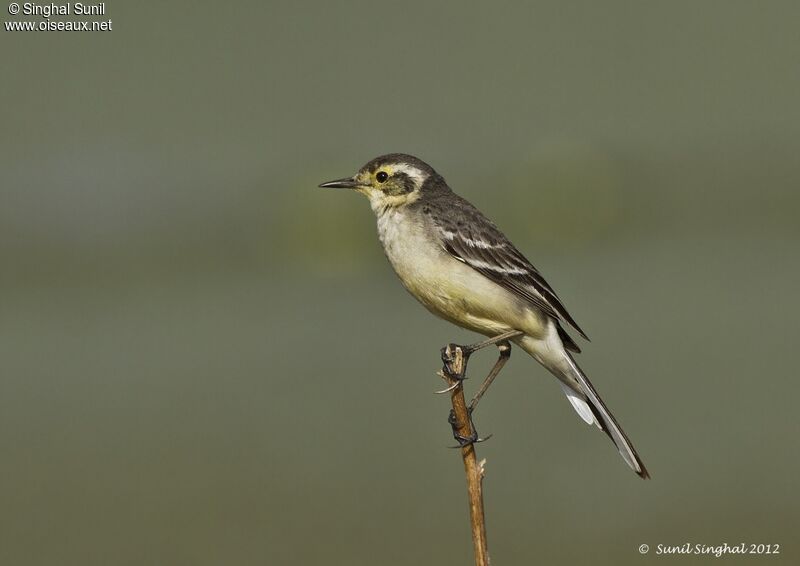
<box><xmin>516</xmin><ymin>326</ymin><xmax>648</xmax><ymax>478</ymax></box>
<box><xmin>561</xmin><ymin>354</ymin><xmax>645</xmax><ymax>476</ymax></box>
<box><xmin>559</xmin><ymin>382</ymin><xmax>598</xmax><ymax>427</ymax></box>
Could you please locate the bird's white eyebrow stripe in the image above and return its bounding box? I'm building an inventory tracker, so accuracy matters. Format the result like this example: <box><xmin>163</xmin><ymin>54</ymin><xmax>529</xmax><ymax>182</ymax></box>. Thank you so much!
<box><xmin>392</xmin><ymin>163</ymin><xmax>428</xmax><ymax>186</ymax></box>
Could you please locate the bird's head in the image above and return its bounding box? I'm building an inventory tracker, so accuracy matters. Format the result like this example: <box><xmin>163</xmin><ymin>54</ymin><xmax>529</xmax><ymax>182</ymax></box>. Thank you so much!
<box><xmin>319</xmin><ymin>153</ymin><xmax>438</xmax><ymax>211</ymax></box>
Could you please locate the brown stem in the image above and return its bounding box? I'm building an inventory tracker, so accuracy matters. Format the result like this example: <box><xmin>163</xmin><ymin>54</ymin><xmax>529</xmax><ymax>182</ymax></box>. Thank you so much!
<box><xmin>440</xmin><ymin>344</ymin><xmax>490</xmax><ymax>566</ymax></box>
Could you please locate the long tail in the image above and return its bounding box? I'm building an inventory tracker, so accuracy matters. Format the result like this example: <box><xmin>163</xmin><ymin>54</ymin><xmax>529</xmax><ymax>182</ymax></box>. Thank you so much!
<box><xmin>562</xmin><ymin>353</ymin><xmax>649</xmax><ymax>479</ymax></box>
<box><xmin>518</xmin><ymin>331</ymin><xmax>649</xmax><ymax>479</ymax></box>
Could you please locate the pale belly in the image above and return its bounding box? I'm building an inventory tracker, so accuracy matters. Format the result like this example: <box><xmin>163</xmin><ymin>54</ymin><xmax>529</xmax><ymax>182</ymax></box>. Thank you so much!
<box><xmin>375</xmin><ymin>209</ymin><xmax>546</xmax><ymax>338</ymax></box>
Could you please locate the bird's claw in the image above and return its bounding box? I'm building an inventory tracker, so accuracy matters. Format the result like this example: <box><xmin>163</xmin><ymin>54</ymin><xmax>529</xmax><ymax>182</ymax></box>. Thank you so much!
<box><xmin>434</xmin><ymin>359</ymin><xmax>465</xmax><ymax>393</ymax></box>
<box><xmin>434</xmin><ymin>380</ymin><xmax>461</xmax><ymax>394</ymax></box>
<box><xmin>449</xmin><ymin>432</ymin><xmax>493</xmax><ymax>449</ymax></box>
<box><xmin>447</xmin><ymin>408</ymin><xmax>492</xmax><ymax>448</ymax></box>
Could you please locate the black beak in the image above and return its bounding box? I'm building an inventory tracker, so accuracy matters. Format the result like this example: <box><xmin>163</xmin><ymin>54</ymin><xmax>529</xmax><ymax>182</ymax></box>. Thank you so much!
<box><xmin>319</xmin><ymin>176</ymin><xmax>359</xmax><ymax>189</ymax></box>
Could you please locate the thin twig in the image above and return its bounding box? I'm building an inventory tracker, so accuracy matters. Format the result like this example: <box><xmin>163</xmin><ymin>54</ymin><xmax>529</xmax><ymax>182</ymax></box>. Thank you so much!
<box><xmin>440</xmin><ymin>344</ymin><xmax>490</xmax><ymax>566</ymax></box>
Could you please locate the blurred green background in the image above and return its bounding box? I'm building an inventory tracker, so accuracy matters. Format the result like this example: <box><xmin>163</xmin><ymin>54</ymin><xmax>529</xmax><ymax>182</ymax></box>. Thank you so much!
<box><xmin>2</xmin><ymin>1</ymin><xmax>799</xmax><ymax>565</ymax></box>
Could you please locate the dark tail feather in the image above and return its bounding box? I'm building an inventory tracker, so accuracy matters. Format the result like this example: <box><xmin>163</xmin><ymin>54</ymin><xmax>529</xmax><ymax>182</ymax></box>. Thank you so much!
<box><xmin>565</xmin><ymin>354</ymin><xmax>650</xmax><ymax>479</ymax></box>
<box><xmin>557</xmin><ymin>325</ymin><xmax>582</xmax><ymax>353</ymax></box>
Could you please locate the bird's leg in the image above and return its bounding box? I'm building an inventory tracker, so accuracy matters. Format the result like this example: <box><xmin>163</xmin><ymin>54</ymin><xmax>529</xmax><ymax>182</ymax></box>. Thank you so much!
<box><xmin>462</xmin><ymin>329</ymin><xmax>523</xmax><ymax>356</ymax></box>
<box><xmin>438</xmin><ymin>330</ymin><xmax>521</xmax><ymax>386</ymax></box>
<box><xmin>438</xmin><ymin>330</ymin><xmax>523</xmax><ymax>447</ymax></box>
<box><xmin>461</xmin><ymin>329</ymin><xmax>521</xmax><ymax>411</ymax></box>
<box><xmin>468</xmin><ymin>341</ymin><xmax>512</xmax><ymax>412</ymax></box>
<box><xmin>437</xmin><ymin>329</ymin><xmax>522</xmax><ymax>392</ymax></box>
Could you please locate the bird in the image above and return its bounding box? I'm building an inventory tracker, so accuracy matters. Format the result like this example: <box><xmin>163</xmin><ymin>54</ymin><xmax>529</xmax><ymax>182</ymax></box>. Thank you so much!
<box><xmin>319</xmin><ymin>153</ymin><xmax>648</xmax><ymax>478</ymax></box>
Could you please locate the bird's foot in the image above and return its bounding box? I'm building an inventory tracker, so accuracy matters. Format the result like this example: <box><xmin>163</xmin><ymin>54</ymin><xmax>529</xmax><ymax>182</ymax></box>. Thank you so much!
<box><xmin>448</xmin><ymin>408</ymin><xmax>492</xmax><ymax>448</ymax></box>
<box><xmin>435</xmin><ymin>343</ymin><xmax>469</xmax><ymax>393</ymax></box>
<box><xmin>440</xmin><ymin>343</ymin><xmax>470</xmax><ymax>381</ymax></box>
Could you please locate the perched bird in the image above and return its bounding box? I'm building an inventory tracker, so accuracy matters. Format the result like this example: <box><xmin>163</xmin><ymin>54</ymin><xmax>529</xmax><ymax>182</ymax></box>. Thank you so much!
<box><xmin>320</xmin><ymin>154</ymin><xmax>648</xmax><ymax>478</ymax></box>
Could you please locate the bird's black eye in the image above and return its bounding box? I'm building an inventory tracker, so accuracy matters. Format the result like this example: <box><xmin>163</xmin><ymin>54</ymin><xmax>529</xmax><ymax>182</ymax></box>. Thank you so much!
<box><xmin>376</xmin><ymin>171</ymin><xmax>389</xmax><ymax>183</ymax></box>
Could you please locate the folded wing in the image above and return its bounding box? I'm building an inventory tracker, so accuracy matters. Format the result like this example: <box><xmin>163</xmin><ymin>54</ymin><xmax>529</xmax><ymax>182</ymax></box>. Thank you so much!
<box><xmin>434</xmin><ymin>213</ymin><xmax>588</xmax><ymax>343</ymax></box>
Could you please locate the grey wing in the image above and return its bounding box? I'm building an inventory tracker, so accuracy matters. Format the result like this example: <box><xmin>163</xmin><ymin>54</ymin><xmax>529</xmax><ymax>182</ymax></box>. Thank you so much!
<box><xmin>433</xmin><ymin>208</ymin><xmax>589</xmax><ymax>342</ymax></box>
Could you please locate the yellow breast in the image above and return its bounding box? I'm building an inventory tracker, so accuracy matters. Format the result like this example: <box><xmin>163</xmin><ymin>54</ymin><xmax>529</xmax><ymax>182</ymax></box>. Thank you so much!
<box><xmin>375</xmin><ymin>208</ymin><xmax>546</xmax><ymax>338</ymax></box>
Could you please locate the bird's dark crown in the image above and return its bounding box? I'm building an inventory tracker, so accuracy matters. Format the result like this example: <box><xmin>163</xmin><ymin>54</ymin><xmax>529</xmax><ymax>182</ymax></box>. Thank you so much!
<box><xmin>359</xmin><ymin>153</ymin><xmax>437</xmax><ymax>176</ymax></box>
